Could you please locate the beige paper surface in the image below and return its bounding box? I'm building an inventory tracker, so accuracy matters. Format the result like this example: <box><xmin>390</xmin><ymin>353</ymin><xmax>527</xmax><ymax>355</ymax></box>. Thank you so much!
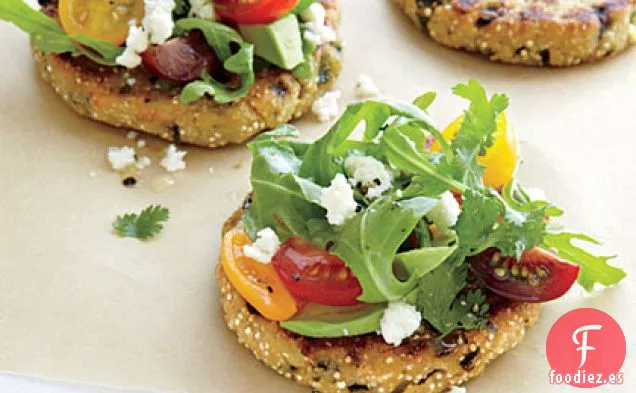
<box><xmin>0</xmin><ymin>1</ymin><xmax>634</xmax><ymax>392</ymax></box>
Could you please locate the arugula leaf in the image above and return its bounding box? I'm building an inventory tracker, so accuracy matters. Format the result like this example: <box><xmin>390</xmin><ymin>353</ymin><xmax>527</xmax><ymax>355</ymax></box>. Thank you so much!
<box><xmin>541</xmin><ymin>232</ymin><xmax>626</xmax><ymax>290</ymax></box>
<box><xmin>300</xmin><ymin>98</ymin><xmax>437</xmax><ymax>186</ymax></box>
<box><xmin>113</xmin><ymin>205</ymin><xmax>170</xmax><ymax>240</ymax></box>
<box><xmin>412</xmin><ymin>92</ymin><xmax>436</xmax><ymax>112</ymax></box>
<box><xmin>175</xmin><ymin>19</ymin><xmax>255</xmax><ymax>104</ymax></box>
<box><xmin>416</xmin><ymin>254</ymin><xmax>488</xmax><ymax>336</ymax></box>
<box><xmin>332</xmin><ymin>195</ymin><xmax>439</xmax><ymax>303</ymax></box>
<box><xmin>0</xmin><ymin>0</ymin><xmax>123</xmax><ymax>65</ymax></box>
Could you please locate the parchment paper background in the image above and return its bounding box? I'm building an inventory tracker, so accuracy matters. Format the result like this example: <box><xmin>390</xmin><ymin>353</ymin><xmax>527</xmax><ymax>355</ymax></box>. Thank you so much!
<box><xmin>0</xmin><ymin>1</ymin><xmax>634</xmax><ymax>392</ymax></box>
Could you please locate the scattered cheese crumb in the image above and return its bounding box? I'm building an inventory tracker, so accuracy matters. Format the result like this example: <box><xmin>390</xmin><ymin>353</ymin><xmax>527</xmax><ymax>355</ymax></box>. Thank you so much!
<box><xmin>136</xmin><ymin>155</ymin><xmax>152</xmax><ymax>170</ymax></box>
<box><xmin>107</xmin><ymin>146</ymin><xmax>137</xmax><ymax>171</ymax></box>
<box><xmin>355</xmin><ymin>74</ymin><xmax>381</xmax><ymax>99</ymax></box>
<box><xmin>208</xmin><ymin>167</ymin><xmax>215</xmax><ymax>174</ymax></box>
<box><xmin>524</xmin><ymin>187</ymin><xmax>547</xmax><ymax>201</ymax></box>
<box><xmin>300</xmin><ymin>2</ymin><xmax>326</xmax><ymax>24</ymax></box>
<box><xmin>344</xmin><ymin>155</ymin><xmax>392</xmax><ymax>199</ymax></box>
<box><xmin>116</xmin><ymin>23</ymin><xmax>149</xmax><ymax>68</ymax></box>
<box><xmin>380</xmin><ymin>302</ymin><xmax>422</xmax><ymax>346</ymax></box>
<box><xmin>311</xmin><ymin>90</ymin><xmax>341</xmax><ymax>122</ymax></box>
<box><xmin>143</xmin><ymin>0</ymin><xmax>176</xmax><ymax>44</ymax></box>
<box><xmin>243</xmin><ymin>228</ymin><xmax>281</xmax><ymax>264</ymax></box>
<box><xmin>160</xmin><ymin>144</ymin><xmax>187</xmax><ymax>172</ymax></box>
<box><xmin>303</xmin><ymin>22</ymin><xmax>337</xmax><ymax>46</ymax></box>
<box><xmin>320</xmin><ymin>173</ymin><xmax>358</xmax><ymax>226</ymax></box>
<box><xmin>126</xmin><ymin>131</ymin><xmax>138</xmax><ymax>140</ymax></box>
<box><xmin>427</xmin><ymin>191</ymin><xmax>461</xmax><ymax>235</ymax></box>
<box><xmin>449</xmin><ymin>387</ymin><xmax>467</xmax><ymax>393</ymax></box>
<box><xmin>189</xmin><ymin>0</ymin><xmax>215</xmax><ymax>19</ymax></box>
<box><xmin>88</xmin><ymin>171</ymin><xmax>98</xmax><ymax>178</ymax></box>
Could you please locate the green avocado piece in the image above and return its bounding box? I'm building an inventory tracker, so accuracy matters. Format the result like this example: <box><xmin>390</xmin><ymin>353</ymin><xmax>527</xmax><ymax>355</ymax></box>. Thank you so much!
<box><xmin>239</xmin><ymin>14</ymin><xmax>303</xmax><ymax>70</ymax></box>
<box><xmin>280</xmin><ymin>303</ymin><xmax>386</xmax><ymax>338</ymax></box>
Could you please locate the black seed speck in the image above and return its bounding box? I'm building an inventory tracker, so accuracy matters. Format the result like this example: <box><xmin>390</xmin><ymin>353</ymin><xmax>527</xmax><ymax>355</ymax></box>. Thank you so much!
<box><xmin>373</xmin><ymin>178</ymin><xmax>381</xmax><ymax>185</ymax></box>
<box><xmin>325</xmin><ymin>240</ymin><xmax>335</xmax><ymax>251</ymax></box>
<box><xmin>122</xmin><ymin>177</ymin><xmax>137</xmax><ymax>187</ymax></box>
<box><xmin>540</xmin><ymin>49</ymin><xmax>550</xmax><ymax>64</ymax></box>
<box><xmin>348</xmin><ymin>385</ymin><xmax>369</xmax><ymax>392</ymax></box>
<box><xmin>460</xmin><ymin>347</ymin><xmax>480</xmax><ymax>371</ymax></box>
<box><xmin>355</xmin><ymin>205</ymin><xmax>363</xmax><ymax>213</ymax></box>
<box><xmin>270</xmin><ymin>82</ymin><xmax>288</xmax><ymax>96</ymax></box>
<box><xmin>292</xmin><ymin>274</ymin><xmax>301</xmax><ymax>282</ymax></box>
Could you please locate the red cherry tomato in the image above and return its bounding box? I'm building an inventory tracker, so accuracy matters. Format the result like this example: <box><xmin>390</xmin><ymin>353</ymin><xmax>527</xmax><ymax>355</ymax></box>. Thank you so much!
<box><xmin>215</xmin><ymin>0</ymin><xmax>300</xmax><ymax>25</ymax></box>
<box><xmin>141</xmin><ymin>33</ymin><xmax>220</xmax><ymax>82</ymax></box>
<box><xmin>272</xmin><ymin>237</ymin><xmax>363</xmax><ymax>306</ymax></box>
<box><xmin>469</xmin><ymin>247</ymin><xmax>580</xmax><ymax>303</ymax></box>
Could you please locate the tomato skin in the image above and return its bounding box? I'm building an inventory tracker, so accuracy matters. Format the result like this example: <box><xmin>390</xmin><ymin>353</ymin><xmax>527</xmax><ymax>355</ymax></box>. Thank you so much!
<box><xmin>221</xmin><ymin>228</ymin><xmax>299</xmax><ymax>321</ymax></box>
<box><xmin>58</xmin><ymin>0</ymin><xmax>145</xmax><ymax>45</ymax></box>
<box><xmin>431</xmin><ymin>112</ymin><xmax>518</xmax><ymax>189</ymax></box>
<box><xmin>272</xmin><ymin>238</ymin><xmax>363</xmax><ymax>306</ymax></box>
<box><xmin>215</xmin><ymin>0</ymin><xmax>301</xmax><ymax>25</ymax></box>
<box><xmin>141</xmin><ymin>34</ymin><xmax>220</xmax><ymax>82</ymax></box>
<box><xmin>469</xmin><ymin>247</ymin><xmax>580</xmax><ymax>303</ymax></box>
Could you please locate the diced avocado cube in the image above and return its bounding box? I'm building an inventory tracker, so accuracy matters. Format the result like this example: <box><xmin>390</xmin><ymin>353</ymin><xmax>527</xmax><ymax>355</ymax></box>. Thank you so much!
<box><xmin>239</xmin><ymin>14</ymin><xmax>304</xmax><ymax>70</ymax></box>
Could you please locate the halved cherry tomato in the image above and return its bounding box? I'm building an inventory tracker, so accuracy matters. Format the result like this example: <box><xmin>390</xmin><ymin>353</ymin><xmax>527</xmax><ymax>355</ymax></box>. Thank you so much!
<box><xmin>58</xmin><ymin>0</ymin><xmax>144</xmax><ymax>45</ymax></box>
<box><xmin>272</xmin><ymin>237</ymin><xmax>362</xmax><ymax>306</ymax></box>
<box><xmin>469</xmin><ymin>247</ymin><xmax>580</xmax><ymax>303</ymax></box>
<box><xmin>141</xmin><ymin>34</ymin><xmax>221</xmax><ymax>82</ymax></box>
<box><xmin>431</xmin><ymin>112</ymin><xmax>518</xmax><ymax>189</ymax></box>
<box><xmin>221</xmin><ymin>228</ymin><xmax>299</xmax><ymax>321</ymax></box>
<box><xmin>215</xmin><ymin>0</ymin><xmax>300</xmax><ymax>25</ymax></box>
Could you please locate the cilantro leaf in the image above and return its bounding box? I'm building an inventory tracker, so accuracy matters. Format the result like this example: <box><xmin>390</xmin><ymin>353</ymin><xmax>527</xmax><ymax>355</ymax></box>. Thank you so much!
<box><xmin>0</xmin><ymin>0</ymin><xmax>123</xmax><ymax>65</ymax></box>
<box><xmin>113</xmin><ymin>205</ymin><xmax>170</xmax><ymax>240</ymax></box>
<box><xmin>416</xmin><ymin>254</ymin><xmax>488</xmax><ymax>336</ymax></box>
<box><xmin>541</xmin><ymin>232</ymin><xmax>626</xmax><ymax>290</ymax></box>
<box><xmin>443</xmin><ymin>80</ymin><xmax>509</xmax><ymax>188</ymax></box>
<box><xmin>175</xmin><ymin>19</ymin><xmax>255</xmax><ymax>104</ymax></box>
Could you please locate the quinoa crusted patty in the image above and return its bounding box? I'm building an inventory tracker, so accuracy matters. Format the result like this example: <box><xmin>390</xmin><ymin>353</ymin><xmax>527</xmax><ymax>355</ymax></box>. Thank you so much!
<box><xmin>394</xmin><ymin>0</ymin><xmax>636</xmax><ymax>66</ymax></box>
<box><xmin>216</xmin><ymin>209</ymin><xmax>541</xmax><ymax>393</ymax></box>
<box><xmin>32</xmin><ymin>0</ymin><xmax>342</xmax><ymax>148</ymax></box>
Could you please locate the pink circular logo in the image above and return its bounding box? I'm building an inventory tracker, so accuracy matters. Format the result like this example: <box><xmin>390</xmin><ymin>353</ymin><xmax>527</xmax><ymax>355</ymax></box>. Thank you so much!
<box><xmin>546</xmin><ymin>308</ymin><xmax>625</xmax><ymax>388</ymax></box>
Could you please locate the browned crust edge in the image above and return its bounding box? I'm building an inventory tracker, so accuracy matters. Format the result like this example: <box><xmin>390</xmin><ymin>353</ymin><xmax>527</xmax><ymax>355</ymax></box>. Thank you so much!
<box><xmin>216</xmin><ymin>208</ymin><xmax>542</xmax><ymax>393</ymax></box>
<box><xmin>393</xmin><ymin>0</ymin><xmax>635</xmax><ymax>66</ymax></box>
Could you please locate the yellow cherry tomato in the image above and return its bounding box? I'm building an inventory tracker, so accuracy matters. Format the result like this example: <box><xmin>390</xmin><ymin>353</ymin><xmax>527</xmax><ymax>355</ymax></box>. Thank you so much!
<box><xmin>58</xmin><ymin>0</ymin><xmax>145</xmax><ymax>45</ymax></box>
<box><xmin>221</xmin><ymin>228</ymin><xmax>299</xmax><ymax>321</ymax></box>
<box><xmin>431</xmin><ymin>112</ymin><xmax>517</xmax><ymax>189</ymax></box>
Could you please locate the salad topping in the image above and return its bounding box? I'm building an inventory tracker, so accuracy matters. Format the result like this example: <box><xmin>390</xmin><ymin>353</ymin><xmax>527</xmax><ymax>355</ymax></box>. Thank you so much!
<box><xmin>228</xmin><ymin>80</ymin><xmax>626</xmax><ymax>343</ymax></box>
<box><xmin>0</xmin><ymin>0</ymin><xmax>335</xmax><ymax>104</ymax></box>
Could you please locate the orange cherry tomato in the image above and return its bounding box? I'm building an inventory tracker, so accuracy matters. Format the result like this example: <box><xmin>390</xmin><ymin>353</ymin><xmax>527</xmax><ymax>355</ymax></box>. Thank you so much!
<box><xmin>431</xmin><ymin>112</ymin><xmax>518</xmax><ymax>189</ymax></box>
<box><xmin>58</xmin><ymin>0</ymin><xmax>145</xmax><ymax>45</ymax></box>
<box><xmin>221</xmin><ymin>227</ymin><xmax>299</xmax><ymax>321</ymax></box>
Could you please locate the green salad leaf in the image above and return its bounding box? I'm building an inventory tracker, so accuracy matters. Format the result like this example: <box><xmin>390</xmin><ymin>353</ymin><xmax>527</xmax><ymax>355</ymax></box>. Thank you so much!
<box><xmin>0</xmin><ymin>0</ymin><xmax>123</xmax><ymax>65</ymax></box>
<box><xmin>244</xmin><ymin>79</ymin><xmax>626</xmax><ymax>339</ymax></box>
<box><xmin>541</xmin><ymin>232</ymin><xmax>625</xmax><ymax>291</ymax></box>
<box><xmin>175</xmin><ymin>19</ymin><xmax>255</xmax><ymax>104</ymax></box>
<box><xmin>113</xmin><ymin>205</ymin><xmax>170</xmax><ymax>240</ymax></box>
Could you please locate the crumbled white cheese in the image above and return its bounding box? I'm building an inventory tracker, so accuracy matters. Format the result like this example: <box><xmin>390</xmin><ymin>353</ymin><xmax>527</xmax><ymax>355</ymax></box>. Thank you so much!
<box><xmin>303</xmin><ymin>22</ymin><xmax>337</xmax><ymax>46</ymax></box>
<box><xmin>380</xmin><ymin>302</ymin><xmax>422</xmax><ymax>346</ymax></box>
<box><xmin>355</xmin><ymin>74</ymin><xmax>381</xmax><ymax>99</ymax></box>
<box><xmin>449</xmin><ymin>387</ymin><xmax>466</xmax><ymax>393</ymax></box>
<box><xmin>107</xmin><ymin>146</ymin><xmax>137</xmax><ymax>171</ymax></box>
<box><xmin>320</xmin><ymin>173</ymin><xmax>358</xmax><ymax>226</ymax></box>
<box><xmin>116</xmin><ymin>23</ymin><xmax>149</xmax><ymax>68</ymax></box>
<box><xmin>243</xmin><ymin>228</ymin><xmax>281</xmax><ymax>264</ymax></box>
<box><xmin>143</xmin><ymin>0</ymin><xmax>176</xmax><ymax>44</ymax></box>
<box><xmin>160</xmin><ymin>144</ymin><xmax>187</xmax><ymax>172</ymax></box>
<box><xmin>427</xmin><ymin>191</ymin><xmax>461</xmax><ymax>235</ymax></box>
<box><xmin>189</xmin><ymin>0</ymin><xmax>215</xmax><ymax>19</ymax></box>
<box><xmin>300</xmin><ymin>2</ymin><xmax>326</xmax><ymax>24</ymax></box>
<box><xmin>126</xmin><ymin>131</ymin><xmax>138</xmax><ymax>140</ymax></box>
<box><xmin>524</xmin><ymin>187</ymin><xmax>547</xmax><ymax>201</ymax></box>
<box><xmin>311</xmin><ymin>90</ymin><xmax>341</xmax><ymax>122</ymax></box>
<box><xmin>136</xmin><ymin>155</ymin><xmax>152</xmax><ymax>170</ymax></box>
<box><xmin>344</xmin><ymin>155</ymin><xmax>392</xmax><ymax>199</ymax></box>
